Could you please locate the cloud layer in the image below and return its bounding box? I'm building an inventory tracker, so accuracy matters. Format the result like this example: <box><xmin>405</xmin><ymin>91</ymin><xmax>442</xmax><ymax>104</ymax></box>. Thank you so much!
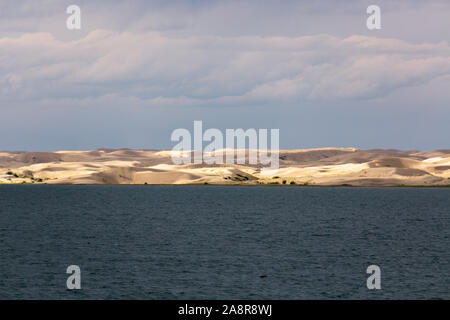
<box><xmin>1</xmin><ymin>0</ymin><xmax>450</xmax><ymax>151</ymax></box>
<box><xmin>1</xmin><ymin>31</ymin><xmax>450</xmax><ymax>107</ymax></box>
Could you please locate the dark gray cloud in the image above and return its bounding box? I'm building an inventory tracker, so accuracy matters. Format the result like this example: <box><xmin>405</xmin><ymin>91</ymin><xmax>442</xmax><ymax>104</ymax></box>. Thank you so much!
<box><xmin>1</xmin><ymin>0</ymin><xmax>449</xmax><ymax>40</ymax></box>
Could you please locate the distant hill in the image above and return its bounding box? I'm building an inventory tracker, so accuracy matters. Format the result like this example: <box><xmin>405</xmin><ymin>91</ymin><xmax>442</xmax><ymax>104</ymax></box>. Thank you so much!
<box><xmin>1</xmin><ymin>148</ymin><xmax>450</xmax><ymax>186</ymax></box>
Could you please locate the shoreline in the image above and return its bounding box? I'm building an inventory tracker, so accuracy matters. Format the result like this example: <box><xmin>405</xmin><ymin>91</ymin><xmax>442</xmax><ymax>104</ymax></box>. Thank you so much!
<box><xmin>1</xmin><ymin>182</ymin><xmax>450</xmax><ymax>188</ymax></box>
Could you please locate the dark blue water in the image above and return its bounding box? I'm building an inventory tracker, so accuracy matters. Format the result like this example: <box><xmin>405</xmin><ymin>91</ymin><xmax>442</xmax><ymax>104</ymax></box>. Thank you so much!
<box><xmin>0</xmin><ymin>185</ymin><xmax>448</xmax><ymax>299</ymax></box>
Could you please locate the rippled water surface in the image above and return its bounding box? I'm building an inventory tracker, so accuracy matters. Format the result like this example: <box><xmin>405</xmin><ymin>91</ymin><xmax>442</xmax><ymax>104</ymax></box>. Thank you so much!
<box><xmin>0</xmin><ymin>185</ymin><xmax>448</xmax><ymax>299</ymax></box>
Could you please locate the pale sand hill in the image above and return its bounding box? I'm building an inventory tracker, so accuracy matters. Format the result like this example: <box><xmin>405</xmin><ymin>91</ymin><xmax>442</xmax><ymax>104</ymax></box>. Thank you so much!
<box><xmin>1</xmin><ymin>148</ymin><xmax>450</xmax><ymax>186</ymax></box>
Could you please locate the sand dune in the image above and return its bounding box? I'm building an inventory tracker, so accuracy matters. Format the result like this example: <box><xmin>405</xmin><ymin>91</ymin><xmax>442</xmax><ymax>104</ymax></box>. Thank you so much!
<box><xmin>1</xmin><ymin>148</ymin><xmax>450</xmax><ymax>186</ymax></box>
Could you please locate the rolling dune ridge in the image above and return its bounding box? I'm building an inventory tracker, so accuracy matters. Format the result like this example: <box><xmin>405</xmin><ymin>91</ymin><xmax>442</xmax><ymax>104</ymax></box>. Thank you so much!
<box><xmin>1</xmin><ymin>148</ymin><xmax>450</xmax><ymax>186</ymax></box>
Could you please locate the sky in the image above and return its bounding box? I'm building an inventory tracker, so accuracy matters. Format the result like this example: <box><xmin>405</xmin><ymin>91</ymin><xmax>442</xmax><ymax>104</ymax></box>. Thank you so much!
<box><xmin>0</xmin><ymin>0</ymin><xmax>449</xmax><ymax>151</ymax></box>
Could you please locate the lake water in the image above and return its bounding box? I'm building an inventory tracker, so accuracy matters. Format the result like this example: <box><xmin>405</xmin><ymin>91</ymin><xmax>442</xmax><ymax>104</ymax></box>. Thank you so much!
<box><xmin>0</xmin><ymin>185</ymin><xmax>448</xmax><ymax>299</ymax></box>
